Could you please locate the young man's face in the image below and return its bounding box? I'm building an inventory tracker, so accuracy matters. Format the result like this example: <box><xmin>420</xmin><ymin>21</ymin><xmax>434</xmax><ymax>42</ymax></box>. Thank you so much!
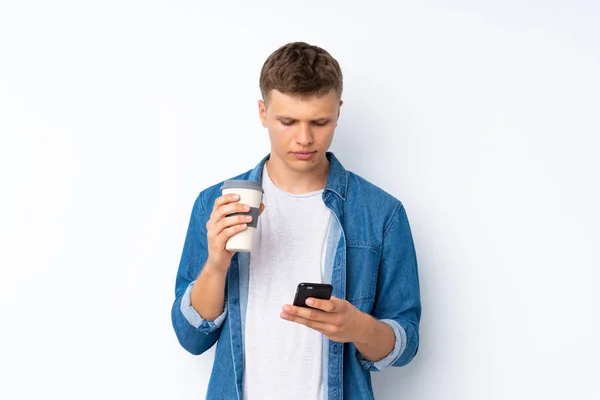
<box><xmin>258</xmin><ymin>89</ymin><xmax>342</xmax><ymax>176</ymax></box>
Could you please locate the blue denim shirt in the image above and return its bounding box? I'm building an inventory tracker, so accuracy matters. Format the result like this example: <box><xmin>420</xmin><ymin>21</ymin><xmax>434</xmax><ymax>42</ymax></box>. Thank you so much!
<box><xmin>171</xmin><ymin>152</ymin><xmax>421</xmax><ymax>400</ymax></box>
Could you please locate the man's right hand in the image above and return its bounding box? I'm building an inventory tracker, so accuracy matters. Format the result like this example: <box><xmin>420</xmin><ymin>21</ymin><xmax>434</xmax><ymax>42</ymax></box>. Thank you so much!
<box><xmin>191</xmin><ymin>193</ymin><xmax>264</xmax><ymax>321</ymax></box>
<box><xmin>205</xmin><ymin>193</ymin><xmax>263</xmax><ymax>273</ymax></box>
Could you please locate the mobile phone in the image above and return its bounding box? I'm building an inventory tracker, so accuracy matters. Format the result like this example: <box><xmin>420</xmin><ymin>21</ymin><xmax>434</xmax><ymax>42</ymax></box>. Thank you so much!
<box><xmin>293</xmin><ymin>282</ymin><xmax>333</xmax><ymax>308</ymax></box>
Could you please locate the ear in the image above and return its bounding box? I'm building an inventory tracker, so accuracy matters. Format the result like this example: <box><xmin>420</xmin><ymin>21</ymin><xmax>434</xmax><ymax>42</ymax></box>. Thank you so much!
<box><xmin>333</xmin><ymin>100</ymin><xmax>343</xmax><ymax>127</ymax></box>
<box><xmin>258</xmin><ymin>100</ymin><xmax>268</xmax><ymax>128</ymax></box>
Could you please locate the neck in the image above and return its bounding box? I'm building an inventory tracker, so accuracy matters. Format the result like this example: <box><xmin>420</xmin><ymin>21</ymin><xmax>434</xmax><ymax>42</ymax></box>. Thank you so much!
<box><xmin>265</xmin><ymin>156</ymin><xmax>329</xmax><ymax>194</ymax></box>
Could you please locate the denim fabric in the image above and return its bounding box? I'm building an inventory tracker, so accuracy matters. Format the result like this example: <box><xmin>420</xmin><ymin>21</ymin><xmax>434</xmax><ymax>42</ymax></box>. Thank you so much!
<box><xmin>171</xmin><ymin>152</ymin><xmax>421</xmax><ymax>400</ymax></box>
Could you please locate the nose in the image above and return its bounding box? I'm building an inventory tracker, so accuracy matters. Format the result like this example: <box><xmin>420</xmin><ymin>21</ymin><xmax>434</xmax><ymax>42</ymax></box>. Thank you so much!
<box><xmin>295</xmin><ymin>123</ymin><xmax>314</xmax><ymax>146</ymax></box>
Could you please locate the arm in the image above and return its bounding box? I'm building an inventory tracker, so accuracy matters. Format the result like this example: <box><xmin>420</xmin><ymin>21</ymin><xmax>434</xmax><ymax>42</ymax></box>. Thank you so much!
<box><xmin>191</xmin><ymin>263</ymin><xmax>227</xmax><ymax>321</ymax></box>
<box><xmin>280</xmin><ymin>203</ymin><xmax>421</xmax><ymax>370</ymax></box>
<box><xmin>361</xmin><ymin>202</ymin><xmax>421</xmax><ymax>370</ymax></box>
<box><xmin>171</xmin><ymin>193</ymin><xmax>224</xmax><ymax>355</ymax></box>
<box><xmin>280</xmin><ymin>294</ymin><xmax>407</xmax><ymax>367</ymax></box>
<box><xmin>353</xmin><ymin>313</ymin><xmax>396</xmax><ymax>362</ymax></box>
<box><xmin>171</xmin><ymin>191</ymin><xmax>259</xmax><ymax>355</ymax></box>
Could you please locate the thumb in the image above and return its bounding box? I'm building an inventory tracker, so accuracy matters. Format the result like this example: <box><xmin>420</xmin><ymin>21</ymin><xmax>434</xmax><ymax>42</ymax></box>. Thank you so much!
<box><xmin>259</xmin><ymin>203</ymin><xmax>265</xmax><ymax>215</ymax></box>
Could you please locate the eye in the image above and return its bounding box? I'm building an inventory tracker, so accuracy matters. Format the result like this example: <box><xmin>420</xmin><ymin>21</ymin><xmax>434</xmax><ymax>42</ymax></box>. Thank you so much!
<box><xmin>313</xmin><ymin>121</ymin><xmax>329</xmax><ymax>126</ymax></box>
<box><xmin>281</xmin><ymin>120</ymin><xmax>295</xmax><ymax>126</ymax></box>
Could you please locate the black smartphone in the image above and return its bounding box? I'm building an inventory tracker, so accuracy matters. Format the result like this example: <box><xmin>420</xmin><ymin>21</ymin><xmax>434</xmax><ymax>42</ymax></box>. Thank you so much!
<box><xmin>293</xmin><ymin>282</ymin><xmax>334</xmax><ymax>308</ymax></box>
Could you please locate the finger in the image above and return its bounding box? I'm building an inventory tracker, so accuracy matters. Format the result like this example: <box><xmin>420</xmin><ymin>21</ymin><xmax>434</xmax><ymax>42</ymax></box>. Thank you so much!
<box><xmin>215</xmin><ymin>223</ymin><xmax>248</xmax><ymax>247</ymax></box>
<box><xmin>281</xmin><ymin>304</ymin><xmax>331</xmax><ymax>323</ymax></box>
<box><xmin>280</xmin><ymin>312</ymin><xmax>330</xmax><ymax>333</ymax></box>
<box><xmin>212</xmin><ymin>193</ymin><xmax>240</xmax><ymax>213</ymax></box>
<box><xmin>207</xmin><ymin>203</ymin><xmax>249</xmax><ymax>237</ymax></box>
<box><xmin>210</xmin><ymin>194</ymin><xmax>237</xmax><ymax>220</ymax></box>
<box><xmin>305</xmin><ymin>297</ymin><xmax>337</xmax><ymax>312</ymax></box>
<box><xmin>215</xmin><ymin>202</ymin><xmax>251</xmax><ymax>222</ymax></box>
<box><xmin>216</xmin><ymin>213</ymin><xmax>253</xmax><ymax>233</ymax></box>
<box><xmin>259</xmin><ymin>203</ymin><xmax>265</xmax><ymax>215</ymax></box>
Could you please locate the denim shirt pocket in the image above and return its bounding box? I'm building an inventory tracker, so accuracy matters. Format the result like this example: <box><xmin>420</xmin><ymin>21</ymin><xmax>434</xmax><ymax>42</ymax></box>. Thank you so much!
<box><xmin>345</xmin><ymin>241</ymin><xmax>381</xmax><ymax>312</ymax></box>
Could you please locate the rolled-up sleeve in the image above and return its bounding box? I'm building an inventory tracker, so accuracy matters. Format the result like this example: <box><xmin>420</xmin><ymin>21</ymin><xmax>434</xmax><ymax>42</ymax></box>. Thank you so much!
<box><xmin>357</xmin><ymin>319</ymin><xmax>407</xmax><ymax>371</ymax></box>
<box><xmin>180</xmin><ymin>280</ymin><xmax>227</xmax><ymax>331</ymax></box>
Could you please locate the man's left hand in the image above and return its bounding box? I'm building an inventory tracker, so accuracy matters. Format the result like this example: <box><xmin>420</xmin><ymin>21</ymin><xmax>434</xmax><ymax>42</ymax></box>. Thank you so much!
<box><xmin>280</xmin><ymin>296</ymin><xmax>369</xmax><ymax>343</ymax></box>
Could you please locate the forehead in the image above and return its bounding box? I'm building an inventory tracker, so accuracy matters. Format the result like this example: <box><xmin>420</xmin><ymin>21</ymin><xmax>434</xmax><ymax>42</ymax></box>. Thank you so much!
<box><xmin>266</xmin><ymin>89</ymin><xmax>339</xmax><ymax>117</ymax></box>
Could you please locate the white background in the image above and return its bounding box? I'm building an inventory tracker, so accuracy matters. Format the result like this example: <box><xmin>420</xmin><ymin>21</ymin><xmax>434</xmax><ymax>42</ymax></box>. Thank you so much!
<box><xmin>1</xmin><ymin>1</ymin><xmax>599</xmax><ymax>399</ymax></box>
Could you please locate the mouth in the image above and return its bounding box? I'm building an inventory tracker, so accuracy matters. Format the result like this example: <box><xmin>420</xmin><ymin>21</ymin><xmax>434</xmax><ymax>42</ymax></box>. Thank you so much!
<box><xmin>291</xmin><ymin>151</ymin><xmax>316</xmax><ymax>160</ymax></box>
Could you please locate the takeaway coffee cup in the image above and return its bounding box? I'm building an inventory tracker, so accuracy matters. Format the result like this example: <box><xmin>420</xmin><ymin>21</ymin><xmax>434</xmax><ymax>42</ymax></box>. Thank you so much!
<box><xmin>220</xmin><ymin>180</ymin><xmax>264</xmax><ymax>252</ymax></box>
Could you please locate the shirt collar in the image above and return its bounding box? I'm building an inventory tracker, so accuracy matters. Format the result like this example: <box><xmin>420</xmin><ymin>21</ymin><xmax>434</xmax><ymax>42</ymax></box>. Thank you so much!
<box><xmin>248</xmin><ymin>152</ymin><xmax>347</xmax><ymax>201</ymax></box>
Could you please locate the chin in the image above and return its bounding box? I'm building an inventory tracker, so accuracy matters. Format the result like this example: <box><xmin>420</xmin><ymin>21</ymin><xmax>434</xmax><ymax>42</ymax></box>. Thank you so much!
<box><xmin>286</xmin><ymin>155</ymin><xmax>317</xmax><ymax>165</ymax></box>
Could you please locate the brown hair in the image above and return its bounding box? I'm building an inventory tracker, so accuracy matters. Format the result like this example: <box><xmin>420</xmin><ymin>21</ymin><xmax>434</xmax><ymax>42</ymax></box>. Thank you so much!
<box><xmin>259</xmin><ymin>42</ymin><xmax>343</xmax><ymax>103</ymax></box>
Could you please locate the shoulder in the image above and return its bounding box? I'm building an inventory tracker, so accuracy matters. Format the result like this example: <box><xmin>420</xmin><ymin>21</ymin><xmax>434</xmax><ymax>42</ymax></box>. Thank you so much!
<box><xmin>342</xmin><ymin>169</ymin><xmax>407</xmax><ymax>239</ymax></box>
<box><xmin>345</xmin><ymin>170</ymin><xmax>403</xmax><ymax>213</ymax></box>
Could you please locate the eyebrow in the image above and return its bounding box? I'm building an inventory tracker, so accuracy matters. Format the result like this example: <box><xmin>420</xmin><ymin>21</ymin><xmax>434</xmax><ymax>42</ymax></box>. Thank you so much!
<box><xmin>276</xmin><ymin>115</ymin><xmax>330</xmax><ymax>122</ymax></box>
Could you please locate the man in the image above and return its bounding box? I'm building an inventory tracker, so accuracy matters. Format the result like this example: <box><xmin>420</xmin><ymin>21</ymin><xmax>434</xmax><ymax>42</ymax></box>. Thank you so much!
<box><xmin>171</xmin><ymin>42</ymin><xmax>421</xmax><ymax>400</ymax></box>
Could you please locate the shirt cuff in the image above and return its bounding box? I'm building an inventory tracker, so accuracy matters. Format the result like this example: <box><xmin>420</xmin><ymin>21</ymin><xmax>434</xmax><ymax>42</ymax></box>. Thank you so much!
<box><xmin>357</xmin><ymin>319</ymin><xmax>407</xmax><ymax>371</ymax></box>
<box><xmin>180</xmin><ymin>280</ymin><xmax>227</xmax><ymax>331</ymax></box>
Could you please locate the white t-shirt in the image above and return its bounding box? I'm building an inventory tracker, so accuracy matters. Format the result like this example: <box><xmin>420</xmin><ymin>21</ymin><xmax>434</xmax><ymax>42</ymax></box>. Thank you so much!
<box><xmin>242</xmin><ymin>166</ymin><xmax>332</xmax><ymax>400</ymax></box>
